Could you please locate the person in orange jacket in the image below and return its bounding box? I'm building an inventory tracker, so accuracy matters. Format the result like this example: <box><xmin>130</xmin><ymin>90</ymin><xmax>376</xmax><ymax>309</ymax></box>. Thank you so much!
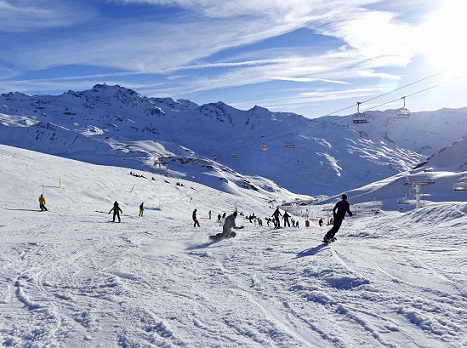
<box><xmin>39</xmin><ymin>194</ymin><xmax>47</xmax><ymax>211</ymax></box>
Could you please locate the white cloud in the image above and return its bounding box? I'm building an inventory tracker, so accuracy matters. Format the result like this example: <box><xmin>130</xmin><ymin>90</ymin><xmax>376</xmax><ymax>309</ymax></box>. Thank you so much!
<box><xmin>113</xmin><ymin>0</ymin><xmax>352</xmax><ymax>19</ymax></box>
<box><xmin>0</xmin><ymin>0</ymin><xmax>94</xmax><ymax>32</ymax></box>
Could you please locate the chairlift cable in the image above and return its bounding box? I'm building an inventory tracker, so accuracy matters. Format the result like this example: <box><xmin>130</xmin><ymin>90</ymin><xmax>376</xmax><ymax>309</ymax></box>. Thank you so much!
<box><xmin>360</xmin><ymin>71</ymin><xmax>443</xmax><ymax>105</ymax></box>
<box><xmin>323</xmin><ymin>71</ymin><xmax>443</xmax><ymax>116</ymax></box>
<box><xmin>362</xmin><ymin>73</ymin><xmax>467</xmax><ymax>112</ymax></box>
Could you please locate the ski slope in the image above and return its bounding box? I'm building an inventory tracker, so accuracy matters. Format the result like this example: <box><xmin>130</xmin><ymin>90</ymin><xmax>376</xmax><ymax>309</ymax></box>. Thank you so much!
<box><xmin>0</xmin><ymin>145</ymin><xmax>466</xmax><ymax>347</ymax></box>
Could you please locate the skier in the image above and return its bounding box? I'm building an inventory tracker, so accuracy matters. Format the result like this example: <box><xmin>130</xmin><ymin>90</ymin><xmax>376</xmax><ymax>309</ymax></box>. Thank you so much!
<box><xmin>210</xmin><ymin>211</ymin><xmax>244</xmax><ymax>240</ymax></box>
<box><xmin>318</xmin><ymin>218</ymin><xmax>323</xmax><ymax>227</ymax></box>
<box><xmin>323</xmin><ymin>194</ymin><xmax>352</xmax><ymax>243</ymax></box>
<box><xmin>39</xmin><ymin>194</ymin><xmax>47</xmax><ymax>211</ymax></box>
<box><xmin>109</xmin><ymin>201</ymin><xmax>123</xmax><ymax>223</ymax></box>
<box><xmin>283</xmin><ymin>211</ymin><xmax>291</xmax><ymax>227</ymax></box>
<box><xmin>272</xmin><ymin>208</ymin><xmax>281</xmax><ymax>228</ymax></box>
<box><xmin>193</xmin><ymin>209</ymin><xmax>200</xmax><ymax>227</ymax></box>
<box><xmin>139</xmin><ymin>202</ymin><xmax>144</xmax><ymax>217</ymax></box>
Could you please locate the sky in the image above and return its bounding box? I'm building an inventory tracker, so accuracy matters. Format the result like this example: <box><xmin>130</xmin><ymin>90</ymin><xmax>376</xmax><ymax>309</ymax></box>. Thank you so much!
<box><xmin>1</xmin><ymin>0</ymin><xmax>467</xmax><ymax>119</ymax></box>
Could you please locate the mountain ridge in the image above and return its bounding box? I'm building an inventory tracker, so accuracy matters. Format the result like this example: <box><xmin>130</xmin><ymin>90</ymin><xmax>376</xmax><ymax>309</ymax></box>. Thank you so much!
<box><xmin>1</xmin><ymin>84</ymin><xmax>466</xmax><ymax>198</ymax></box>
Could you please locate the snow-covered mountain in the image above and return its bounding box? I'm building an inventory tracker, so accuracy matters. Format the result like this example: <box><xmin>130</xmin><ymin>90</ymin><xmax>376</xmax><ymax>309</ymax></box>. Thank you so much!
<box><xmin>422</xmin><ymin>133</ymin><xmax>467</xmax><ymax>171</ymax></box>
<box><xmin>1</xmin><ymin>84</ymin><xmax>466</xmax><ymax>199</ymax></box>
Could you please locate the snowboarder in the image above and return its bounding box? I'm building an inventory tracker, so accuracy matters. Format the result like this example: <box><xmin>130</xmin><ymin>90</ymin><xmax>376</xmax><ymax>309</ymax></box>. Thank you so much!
<box><xmin>210</xmin><ymin>211</ymin><xmax>244</xmax><ymax>240</ymax></box>
<box><xmin>109</xmin><ymin>201</ymin><xmax>123</xmax><ymax>223</ymax></box>
<box><xmin>272</xmin><ymin>208</ymin><xmax>281</xmax><ymax>228</ymax></box>
<box><xmin>139</xmin><ymin>202</ymin><xmax>144</xmax><ymax>217</ymax></box>
<box><xmin>318</xmin><ymin>218</ymin><xmax>323</xmax><ymax>227</ymax></box>
<box><xmin>193</xmin><ymin>209</ymin><xmax>200</xmax><ymax>227</ymax></box>
<box><xmin>39</xmin><ymin>194</ymin><xmax>47</xmax><ymax>211</ymax></box>
<box><xmin>323</xmin><ymin>194</ymin><xmax>352</xmax><ymax>243</ymax></box>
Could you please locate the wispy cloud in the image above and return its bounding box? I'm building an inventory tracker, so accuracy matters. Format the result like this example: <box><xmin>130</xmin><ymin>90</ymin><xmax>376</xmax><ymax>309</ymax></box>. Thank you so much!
<box><xmin>2</xmin><ymin>1</ymin><xmax>415</xmax><ymax>74</ymax></box>
<box><xmin>0</xmin><ymin>0</ymin><xmax>94</xmax><ymax>32</ymax></box>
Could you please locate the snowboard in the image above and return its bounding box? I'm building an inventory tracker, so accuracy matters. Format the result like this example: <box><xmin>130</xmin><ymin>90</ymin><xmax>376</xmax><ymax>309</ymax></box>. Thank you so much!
<box><xmin>322</xmin><ymin>237</ymin><xmax>337</xmax><ymax>244</ymax></box>
<box><xmin>209</xmin><ymin>231</ymin><xmax>237</xmax><ymax>240</ymax></box>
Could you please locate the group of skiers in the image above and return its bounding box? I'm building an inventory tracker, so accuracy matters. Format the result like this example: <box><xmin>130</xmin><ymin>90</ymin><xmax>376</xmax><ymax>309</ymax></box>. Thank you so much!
<box><xmin>270</xmin><ymin>208</ymin><xmax>299</xmax><ymax>228</ymax></box>
<box><xmin>108</xmin><ymin>194</ymin><xmax>352</xmax><ymax>241</ymax></box>
<box><xmin>108</xmin><ymin>201</ymin><xmax>144</xmax><ymax>222</ymax></box>
<box><xmin>38</xmin><ymin>192</ymin><xmax>353</xmax><ymax>242</ymax></box>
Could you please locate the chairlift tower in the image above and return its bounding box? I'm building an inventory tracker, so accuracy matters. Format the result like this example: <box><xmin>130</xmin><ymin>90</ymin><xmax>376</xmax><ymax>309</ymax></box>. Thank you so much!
<box><xmin>406</xmin><ymin>174</ymin><xmax>434</xmax><ymax>209</ymax></box>
<box><xmin>154</xmin><ymin>156</ymin><xmax>169</xmax><ymax>176</ymax></box>
<box><xmin>414</xmin><ymin>182</ymin><xmax>423</xmax><ymax>209</ymax></box>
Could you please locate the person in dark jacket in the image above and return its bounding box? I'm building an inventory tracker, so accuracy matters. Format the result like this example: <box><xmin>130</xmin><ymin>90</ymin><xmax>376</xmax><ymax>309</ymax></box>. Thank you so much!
<box><xmin>282</xmin><ymin>211</ymin><xmax>291</xmax><ymax>227</ymax></box>
<box><xmin>323</xmin><ymin>194</ymin><xmax>352</xmax><ymax>243</ymax></box>
<box><xmin>109</xmin><ymin>201</ymin><xmax>123</xmax><ymax>222</ymax></box>
<box><xmin>193</xmin><ymin>209</ymin><xmax>200</xmax><ymax>227</ymax></box>
<box><xmin>272</xmin><ymin>208</ymin><xmax>282</xmax><ymax>228</ymax></box>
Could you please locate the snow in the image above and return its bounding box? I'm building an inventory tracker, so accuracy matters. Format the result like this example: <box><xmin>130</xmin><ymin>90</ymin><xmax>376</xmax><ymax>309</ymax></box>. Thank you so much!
<box><xmin>1</xmin><ymin>144</ymin><xmax>466</xmax><ymax>347</ymax></box>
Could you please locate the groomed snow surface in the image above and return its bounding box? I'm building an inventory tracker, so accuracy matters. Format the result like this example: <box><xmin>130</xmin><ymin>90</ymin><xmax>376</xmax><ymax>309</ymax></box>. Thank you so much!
<box><xmin>1</xmin><ymin>145</ymin><xmax>466</xmax><ymax>348</ymax></box>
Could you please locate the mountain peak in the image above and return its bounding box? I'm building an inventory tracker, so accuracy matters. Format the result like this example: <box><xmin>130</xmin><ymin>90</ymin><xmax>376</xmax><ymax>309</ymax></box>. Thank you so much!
<box><xmin>90</xmin><ymin>83</ymin><xmax>139</xmax><ymax>96</ymax></box>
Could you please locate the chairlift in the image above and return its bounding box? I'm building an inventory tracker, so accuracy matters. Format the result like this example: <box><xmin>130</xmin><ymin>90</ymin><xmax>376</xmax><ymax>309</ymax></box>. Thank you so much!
<box><xmin>283</xmin><ymin>134</ymin><xmax>295</xmax><ymax>148</ymax></box>
<box><xmin>397</xmin><ymin>193</ymin><xmax>410</xmax><ymax>205</ymax></box>
<box><xmin>453</xmin><ymin>177</ymin><xmax>467</xmax><ymax>191</ymax></box>
<box><xmin>370</xmin><ymin>198</ymin><xmax>383</xmax><ymax>212</ymax></box>
<box><xmin>261</xmin><ymin>143</ymin><xmax>268</xmax><ymax>151</ymax></box>
<box><xmin>230</xmin><ymin>153</ymin><xmax>238</xmax><ymax>160</ymax></box>
<box><xmin>352</xmin><ymin>102</ymin><xmax>369</xmax><ymax>124</ymax></box>
<box><xmin>405</xmin><ymin>174</ymin><xmax>435</xmax><ymax>185</ymax></box>
<box><xmin>212</xmin><ymin>154</ymin><xmax>217</xmax><ymax>161</ymax></box>
<box><xmin>395</xmin><ymin>96</ymin><xmax>411</xmax><ymax>118</ymax></box>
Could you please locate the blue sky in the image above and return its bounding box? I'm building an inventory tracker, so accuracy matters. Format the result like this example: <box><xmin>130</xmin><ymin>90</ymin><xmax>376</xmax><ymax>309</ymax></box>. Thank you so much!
<box><xmin>1</xmin><ymin>0</ymin><xmax>467</xmax><ymax>118</ymax></box>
